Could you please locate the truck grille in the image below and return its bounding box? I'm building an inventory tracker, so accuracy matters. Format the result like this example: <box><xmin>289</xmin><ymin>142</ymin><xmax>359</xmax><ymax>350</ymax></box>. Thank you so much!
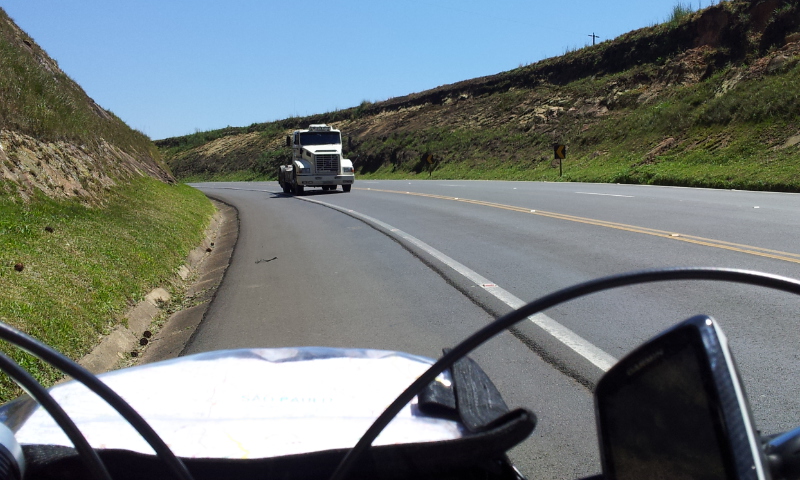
<box><xmin>315</xmin><ymin>154</ymin><xmax>339</xmax><ymax>173</ymax></box>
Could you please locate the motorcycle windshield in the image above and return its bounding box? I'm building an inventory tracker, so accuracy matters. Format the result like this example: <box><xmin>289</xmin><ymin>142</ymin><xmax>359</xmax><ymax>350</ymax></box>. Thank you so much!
<box><xmin>0</xmin><ymin>348</ymin><xmax>463</xmax><ymax>459</ymax></box>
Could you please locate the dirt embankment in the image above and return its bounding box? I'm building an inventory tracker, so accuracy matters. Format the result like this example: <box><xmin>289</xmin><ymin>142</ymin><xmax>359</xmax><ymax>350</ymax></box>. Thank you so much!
<box><xmin>1</xmin><ymin>130</ymin><xmax>173</xmax><ymax>203</ymax></box>
<box><xmin>165</xmin><ymin>131</ymin><xmax>281</xmax><ymax>179</ymax></box>
<box><xmin>1</xmin><ymin>8</ymin><xmax>173</xmax><ymax>203</ymax></box>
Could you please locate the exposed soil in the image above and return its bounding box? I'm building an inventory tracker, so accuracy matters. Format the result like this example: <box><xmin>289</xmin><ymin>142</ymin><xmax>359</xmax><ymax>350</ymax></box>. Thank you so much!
<box><xmin>1</xmin><ymin>130</ymin><xmax>173</xmax><ymax>203</ymax></box>
<box><xmin>1</xmin><ymin>10</ymin><xmax>173</xmax><ymax>203</ymax></box>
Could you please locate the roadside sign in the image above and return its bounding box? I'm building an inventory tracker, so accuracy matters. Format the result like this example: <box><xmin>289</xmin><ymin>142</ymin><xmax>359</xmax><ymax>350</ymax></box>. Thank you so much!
<box><xmin>553</xmin><ymin>144</ymin><xmax>566</xmax><ymax>177</ymax></box>
<box><xmin>426</xmin><ymin>154</ymin><xmax>434</xmax><ymax>164</ymax></box>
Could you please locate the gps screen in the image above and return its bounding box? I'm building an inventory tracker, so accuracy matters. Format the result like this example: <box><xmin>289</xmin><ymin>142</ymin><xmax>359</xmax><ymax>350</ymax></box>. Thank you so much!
<box><xmin>600</xmin><ymin>343</ymin><xmax>733</xmax><ymax>480</ymax></box>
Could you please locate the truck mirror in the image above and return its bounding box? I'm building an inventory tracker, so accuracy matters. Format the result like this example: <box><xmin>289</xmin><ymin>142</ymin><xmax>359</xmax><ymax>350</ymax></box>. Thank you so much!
<box><xmin>286</xmin><ymin>136</ymin><xmax>291</xmax><ymax>147</ymax></box>
<box><xmin>595</xmin><ymin>315</ymin><xmax>768</xmax><ymax>480</ymax></box>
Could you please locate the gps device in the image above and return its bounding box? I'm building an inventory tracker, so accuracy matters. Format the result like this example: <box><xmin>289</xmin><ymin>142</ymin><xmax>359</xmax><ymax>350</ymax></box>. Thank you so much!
<box><xmin>595</xmin><ymin>315</ymin><xmax>770</xmax><ymax>480</ymax></box>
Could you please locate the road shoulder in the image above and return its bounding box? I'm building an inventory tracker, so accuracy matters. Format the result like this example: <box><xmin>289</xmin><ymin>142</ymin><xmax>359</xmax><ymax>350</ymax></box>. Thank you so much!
<box><xmin>77</xmin><ymin>197</ymin><xmax>238</xmax><ymax>371</ymax></box>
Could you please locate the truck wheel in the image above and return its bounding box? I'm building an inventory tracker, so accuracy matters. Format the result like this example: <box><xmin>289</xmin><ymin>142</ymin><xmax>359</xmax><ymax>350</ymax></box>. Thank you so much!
<box><xmin>282</xmin><ymin>181</ymin><xmax>290</xmax><ymax>194</ymax></box>
<box><xmin>343</xmin><ymin>185</ymin><xmax>352</xmax><ymax>192</ymax></box>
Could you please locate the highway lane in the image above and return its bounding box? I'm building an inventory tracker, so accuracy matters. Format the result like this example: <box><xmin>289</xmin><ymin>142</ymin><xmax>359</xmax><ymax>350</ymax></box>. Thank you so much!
<box><xmin>281</xmin><ymin>180</ymin><xmax>800</xmax><ymax>433</ymax></box>
<box><xmin>358</xmin><ymin>180</ymin><xmax>800</xmax><ymax>256</ymax></box>
<box><xmin>183</xmin><ymin>184</ymin><xmax>600</xmax><ymax>479</ymax></box>
<box><xmin>187</xmin><ymin>180</ymin><xmax>800</xmax><ymax>478</ymax></box>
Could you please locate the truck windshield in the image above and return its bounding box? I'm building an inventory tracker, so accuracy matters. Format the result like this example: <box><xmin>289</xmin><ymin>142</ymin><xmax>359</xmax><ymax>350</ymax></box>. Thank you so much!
<box><xmin>299</xmin><ymin>132</ymin><xmax>341</xmax><ymax>146</ymax></box>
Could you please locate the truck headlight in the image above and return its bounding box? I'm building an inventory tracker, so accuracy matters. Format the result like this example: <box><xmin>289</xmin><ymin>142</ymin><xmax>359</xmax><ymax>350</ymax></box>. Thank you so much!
<box><xmin>342</xmin><ymin>166</ymin><xmax>354</xmax><ymax>173</ymax></box>
<box><xmin>299</xmin><ymin>167</ymin><xmax>311</xmax><ymax>174</ymax></box>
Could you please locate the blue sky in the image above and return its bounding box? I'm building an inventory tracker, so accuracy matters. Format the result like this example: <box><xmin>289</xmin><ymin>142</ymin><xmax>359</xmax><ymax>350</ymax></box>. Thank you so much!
<box><xmin>2</xmin><ymin>1</ymin><xmax>711</xmax><ymax>140</ymax></box>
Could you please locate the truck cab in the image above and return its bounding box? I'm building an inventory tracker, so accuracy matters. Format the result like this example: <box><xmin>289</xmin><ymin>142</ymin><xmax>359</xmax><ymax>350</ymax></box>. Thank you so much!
<box><xmin>278</xmin><ymin>124</ymin><xmax>355</xmax><ymax>195</ymax></box>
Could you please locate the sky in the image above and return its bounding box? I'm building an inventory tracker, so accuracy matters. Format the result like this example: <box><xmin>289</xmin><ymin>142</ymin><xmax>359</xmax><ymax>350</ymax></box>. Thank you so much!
<box><xmin>2</xmin><ymin>1</ymin><xmax>711</xmax><ymax>140</ymax></box>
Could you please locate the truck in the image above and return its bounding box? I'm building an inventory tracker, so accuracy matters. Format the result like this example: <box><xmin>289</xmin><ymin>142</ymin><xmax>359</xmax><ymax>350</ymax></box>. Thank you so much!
<box><xmin>278</xmin><ymin>124</ymin><xmax>355</xmax><ymax>195</ymax></box>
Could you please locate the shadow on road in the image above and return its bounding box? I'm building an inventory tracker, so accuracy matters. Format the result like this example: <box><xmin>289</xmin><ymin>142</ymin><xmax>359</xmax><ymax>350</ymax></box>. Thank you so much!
<box><xmin>270</xmin><ymin>189</ymin><xmax>349</xmax><ymax>199</ymax></box>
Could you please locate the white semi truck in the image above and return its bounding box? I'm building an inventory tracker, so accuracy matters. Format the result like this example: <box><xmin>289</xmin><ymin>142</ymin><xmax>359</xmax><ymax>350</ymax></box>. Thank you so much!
<box><xmin>278</xmin><ymin>124</ymin><xmax>355</xmax><ymax>195</ymax></box>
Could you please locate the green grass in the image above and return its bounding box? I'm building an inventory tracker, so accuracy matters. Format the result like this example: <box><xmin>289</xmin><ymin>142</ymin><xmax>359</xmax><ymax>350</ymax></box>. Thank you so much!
<box><xmin>0</xmin><ymin>177</ymin><xmax>214</xmax><ymax>402</ymax></box>
<box><xmin>180</xmin><ymin>170</ymin><xmax>270</xmax><ymax>183</ymax></box>
<box><xmin>354</xmin><ymin>140</ymin><xmax>800</xmax><ymax>192</ymax></box>
<box><xmin>667</xmin><ymin>3</ymin><xmax>695</xmax><ymax>26</ymax></box>
<box><xmin>353</xmin><ymin>110</ymin><xmax>800</xmax><ymax>192</ymax></box>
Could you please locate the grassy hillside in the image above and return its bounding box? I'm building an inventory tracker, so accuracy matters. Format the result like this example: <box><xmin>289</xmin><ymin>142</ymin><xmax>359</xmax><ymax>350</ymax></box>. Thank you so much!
<box><xmin>1</xmin><ymin>8</ymin><xmax>215</xmax><ymax>401</ymax></box>
<box><xmin>0</xmin><ymin>8</ymin><xmax>160</xmax><ymax>166</ymax></box>
<box><xmin>0</xmin><ymin>179</ymin><xmax>213</xmax><ymax>400</ymax></box>
<box><xmin>159</xmin><ymin>0</ymin><xmax>800</xmax><ymax>191</ymax></box>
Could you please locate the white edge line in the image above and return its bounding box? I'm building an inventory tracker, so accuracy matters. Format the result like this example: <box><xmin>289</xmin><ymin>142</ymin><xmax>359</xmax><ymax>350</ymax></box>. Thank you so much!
<box><xmin>297</xmin><ymin>194</ymin><xmax>618</xmax><ymax>372</ymax></box>
<box><xmin>575</xmin><ymin>192</ymin><xmax>634</xmax><ymax>198</ymax></box>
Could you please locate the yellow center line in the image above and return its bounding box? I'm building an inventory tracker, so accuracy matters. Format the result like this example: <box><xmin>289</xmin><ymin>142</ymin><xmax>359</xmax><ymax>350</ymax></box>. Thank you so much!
<box><xmin>358</xmin><ymin>187</ymin><xmax>800</xmax><ymax>265</ymax></box>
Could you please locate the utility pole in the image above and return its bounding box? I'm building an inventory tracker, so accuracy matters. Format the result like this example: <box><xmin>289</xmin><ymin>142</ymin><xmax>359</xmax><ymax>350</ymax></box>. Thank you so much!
<box><xmin>588</xmin><ymin>32</ymin><xmax>600</xmax><ymax>46</ymax></box>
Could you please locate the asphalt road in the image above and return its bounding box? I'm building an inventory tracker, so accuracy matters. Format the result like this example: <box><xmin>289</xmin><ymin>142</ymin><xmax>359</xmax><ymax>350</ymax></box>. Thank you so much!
<box><xmin>187</xmin><ymin>180</ymin><xmax>800</xmax><ymax>479</ymax></box>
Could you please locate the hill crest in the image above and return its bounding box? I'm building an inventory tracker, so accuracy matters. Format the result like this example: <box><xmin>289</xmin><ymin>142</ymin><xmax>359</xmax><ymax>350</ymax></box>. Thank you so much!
<box><xmin>160</xmin><ymin>0</ymin><xmax>800</xmax><ymax>191</ymax></box>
